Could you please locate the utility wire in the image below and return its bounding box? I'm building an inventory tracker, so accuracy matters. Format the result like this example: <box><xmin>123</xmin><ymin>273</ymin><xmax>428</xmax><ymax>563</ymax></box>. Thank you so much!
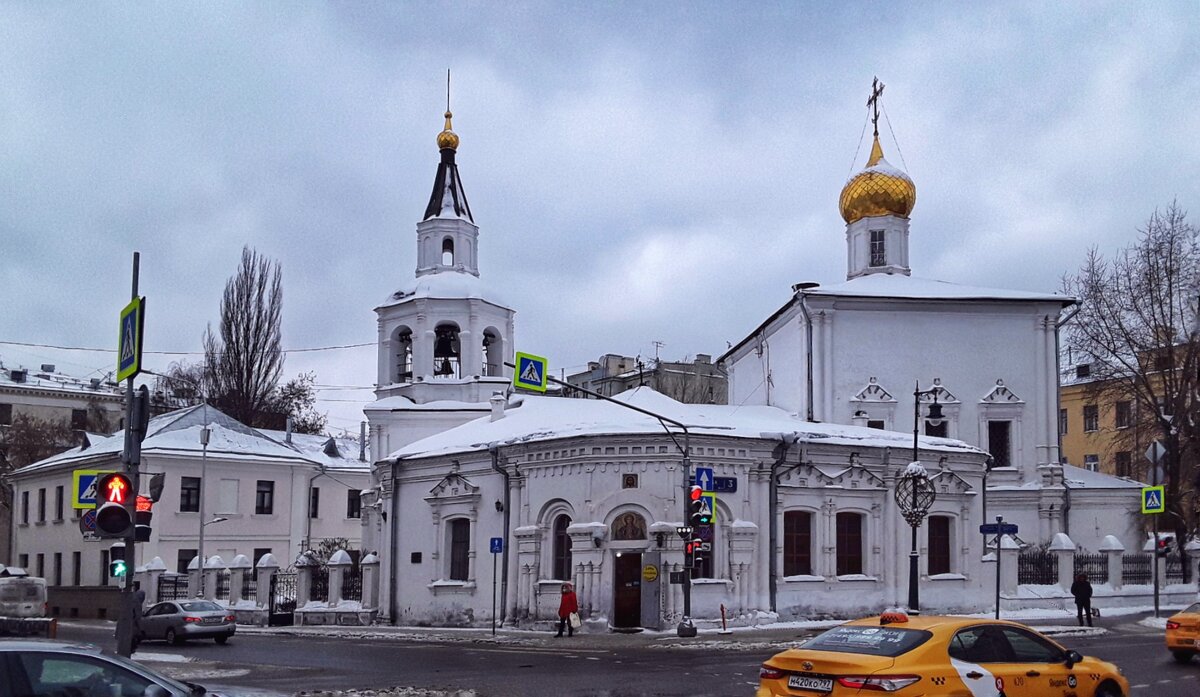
<box><xmin>0</xmin><ymin>339</ymin><xmax>373</xmax><ymax>356</ymax></box>
<box><xmin>881</xmin><ymin>105</ymin><xmax>909</xmax><ymax>172</ymax></box>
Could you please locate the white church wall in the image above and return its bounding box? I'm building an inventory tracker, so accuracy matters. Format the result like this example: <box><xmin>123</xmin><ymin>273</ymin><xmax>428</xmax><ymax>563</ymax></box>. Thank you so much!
<box><xmin>724</xmin><ymin>304</ymin><xmax>804</xmax><ymax>412</ymax></box>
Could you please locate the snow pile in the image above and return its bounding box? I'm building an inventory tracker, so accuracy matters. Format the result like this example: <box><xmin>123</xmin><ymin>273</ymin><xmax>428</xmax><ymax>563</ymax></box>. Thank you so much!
<box><xmin>902</xmin><ymin>461</ymin><xmax>926</xmax><ymax>476</ymax></box>
<box><xmin>1139</xmin><ymin>616</ymin><xmax>1170</xmax><ymax>630</ymax></box>
<box><xmin>300</xmin><ymin>689</ymin><xmax>477</xmax><ymax>697</ymax></box>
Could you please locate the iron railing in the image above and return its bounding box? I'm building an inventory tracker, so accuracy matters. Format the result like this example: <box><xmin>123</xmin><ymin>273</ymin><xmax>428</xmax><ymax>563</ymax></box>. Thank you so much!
<box><xmin>157</xmin><ymin>574</ymin><xmax>188</xmax><ymax>601</ymax></box>
<box><xmin>1122</xmin><ymin>554</ymin><xmax>1152</xmax><ymax>585</ymax></box>
<box><xmin>1017</xmin><ymin>549</ymin><xmax>1057</xmax><ymax>585</ymax></box>
<box><xmin>1072</xmin><ymin>553</ymin><xmax>1108</xmax><ymax>584</ymax></box>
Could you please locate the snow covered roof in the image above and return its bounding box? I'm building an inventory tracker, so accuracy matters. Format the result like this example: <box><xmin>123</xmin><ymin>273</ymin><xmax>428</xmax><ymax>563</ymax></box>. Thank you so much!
<box><xmin>389</xmin><ymin>386</ymin><xmax>985</xmax><ymax>461</ymax></box>
<box><xmin>15</xmin><ymin>404</ymin><xmax>319</xmax><ymax>475</ymax></box>
<box><xmin>365</xmin><ymin>395</ymin><xmax>493</xmax><ymax>413</ymax></box>
<box><xmin>376</xmin><ymin>271</ymin><xmax>510</xmax><ymax>310</ymax></box>
<box><xmin>1061</xmin><ymin>463</ymin><xmax>1144</xmax><ymax>489</ymax></box>
<box><xmin>0</xmin><ymin>361</ymin><xmax>122</xmax><ymax>399</ymax></box>
<box><xmin>806</xmin><ymin>274</ymin><xmax>1074</xmax><ymax>304</ymax></box>
<box><xmin>258</xmin><ymin>429</ymin><xmax>370</xmax><ymax>471</ymax></box>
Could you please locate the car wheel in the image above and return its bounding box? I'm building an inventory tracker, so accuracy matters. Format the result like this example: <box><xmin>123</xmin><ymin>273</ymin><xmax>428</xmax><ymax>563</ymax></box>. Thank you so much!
<box><xmin>1172</xmin><ymin>650</ymin><xmax>1194</xmax><ymax>664</ymax></box>
<box><xmin>1095</xmin><ymin>681</ymin><xmax>1124</xmax><ymax>697</ymax></box>
<box><xmin>165</xmin><ymin>628</ymin><xmax>182</xmax><ymax>646</ymax></box>
<box><xmin>215</xmin><ymin>635</ymin><xmax>228</xmax><ymax>645</ymax></box>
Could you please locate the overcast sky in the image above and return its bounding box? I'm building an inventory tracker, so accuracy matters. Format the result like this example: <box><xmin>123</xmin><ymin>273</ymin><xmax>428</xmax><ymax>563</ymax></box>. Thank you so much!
<box><xmin>2</xmin><ymin>3</ymin><xmax>1198</xmax><ymax>432</ymax></box>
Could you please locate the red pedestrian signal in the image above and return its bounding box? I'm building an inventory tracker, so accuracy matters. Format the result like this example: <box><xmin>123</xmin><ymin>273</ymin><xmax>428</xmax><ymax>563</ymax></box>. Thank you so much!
<box><xmin>104</xmin><ymin>474</ymin><xmax>129</xmax><ymax>504</ymax></box>
<box><xmin>94</xmin><ymin>472</ymin><xmax>134</xmax><ymax>538</ymax></box>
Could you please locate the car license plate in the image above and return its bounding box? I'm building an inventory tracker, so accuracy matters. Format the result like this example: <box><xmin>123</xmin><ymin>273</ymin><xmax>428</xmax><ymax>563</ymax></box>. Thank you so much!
<box><xmin>1179</xmin><ymin>637</ymin><xmax>1195</xmax><ymax>644</ymax></box>
<box><xmin>203</xmin><ymin>617</ymin><xmax>221</xmax><ymax>624</ymax></box>
<box><xmin>787</xmin><ymin>675</ymin><xmax>834</xmax><ymax>692</ymax></box>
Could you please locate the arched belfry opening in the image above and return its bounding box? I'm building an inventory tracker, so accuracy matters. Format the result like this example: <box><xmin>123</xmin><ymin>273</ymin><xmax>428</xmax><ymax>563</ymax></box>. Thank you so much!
<box><xmin>442</xmin><ymin>237</ymin><xmax>454</xmax><ymax>266</ymax></box>
<box><xmin>482</xmin><ymin>328</ymin><xmax>503</xmax><ymax>377</ymax></box>
<box><xmin>393</xmin><ymin>326</ymin><xmax>413</xmax><ymax>383</ymax></box>
<box><xmin>434</xmin><ymin>323</ymin><xmax>461</xmax><ymax>378</ymax></box>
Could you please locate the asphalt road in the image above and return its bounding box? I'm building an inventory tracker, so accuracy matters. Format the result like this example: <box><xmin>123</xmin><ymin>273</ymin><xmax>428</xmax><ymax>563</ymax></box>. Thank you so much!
<box><xmin>53</xmin><ymin>618</ymin><xmax>1200</xmax><ymax>696</ymax></box>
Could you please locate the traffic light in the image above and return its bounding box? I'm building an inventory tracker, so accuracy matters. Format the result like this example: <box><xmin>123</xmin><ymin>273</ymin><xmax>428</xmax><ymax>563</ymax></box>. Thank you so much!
<box><xmin>135</xmin><ymin>496</ymin><xmax>153</xmax><ymax>542</ymax></box>
<box><xmin>109</xmin><ymin>542</ymin><xmax>128</xmax><ymax>578</ymax></box>
<box><xmin>689</xmin><ymin>485</ymin><xmax>711</xmax><ymax>527</ymax></box>
<box><xmin>689</xmin><ymin>536</ymin><xmax>705</xmax><ymax>570</ymax></box>
<box><xmin>95</xmin><ymin>472</ymin><xmax>134</xmax><ymax>538</ymax></box>
<box><xmin>1157</xmin><ymin>537</ymin><xmax>1175</xmax><ymax>556</ymax></box>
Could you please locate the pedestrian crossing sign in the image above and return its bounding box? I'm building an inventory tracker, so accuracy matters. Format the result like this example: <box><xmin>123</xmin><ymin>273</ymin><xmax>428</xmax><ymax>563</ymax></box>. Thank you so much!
<box><xmin>513</xmin><ymin>352</ymin><xmax>548</xmax><ymax>393</ymax></box>
<box><xmin>1142</xmin><ymin>485</ymin><xmax>1165</xmax><ymax>514</ymax></box>
<box><xmin>117</xmin><ymin>296</ymin><xmax>145</xmax><ymax>382</ymax></box>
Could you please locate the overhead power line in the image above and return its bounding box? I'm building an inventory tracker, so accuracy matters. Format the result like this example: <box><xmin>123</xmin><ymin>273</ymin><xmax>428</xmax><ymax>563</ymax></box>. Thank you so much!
<box><xmin>0</xmin><ymin>339</ymin><xmax>374</xmax><ymax>356</ymax></box>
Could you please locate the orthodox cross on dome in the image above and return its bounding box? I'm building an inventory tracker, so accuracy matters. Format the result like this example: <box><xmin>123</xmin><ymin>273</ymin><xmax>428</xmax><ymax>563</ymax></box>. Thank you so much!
<box><xmin>866</xmin><ymin>76</ymin><xmax>885</xmax><ymax>139</ymax></box>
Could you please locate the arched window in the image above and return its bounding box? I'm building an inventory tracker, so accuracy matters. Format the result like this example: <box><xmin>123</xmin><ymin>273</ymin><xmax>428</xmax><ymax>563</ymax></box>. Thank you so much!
<box><xmin>835</xmin><ymin>512</ymin><xmax>864</xmax><ymax>576</ymax></box>
<box><xmin>448</xmin><ymin>518</ymin><xmax>470</xmax><ymax>581</ymax></box>
<box><xmin>394</xmin><ymin>327</ymin><xmax>413</xmax><ymax>382</ymax></box>
<box><xmin>610</xmin><ymin>512</ymin><xmax>646</xmax><ymax>541</ymax></box>
<box><xmin>552</xmin><ymin>514</ymin><xmax>572</xmax><ymax>581</ymax></box>
<box><xmin>927</xmin><ymin>515</ymin><xmax>952</xmax><ymax>575</ymax></box>
<box><xmin>482</xmin><ymin>329</ymin><xmax>502</xmax><ymax>377</ymax></box>
<box><xmin>434</xmin><ymin>323</ymin><xmax>461</xmax><ymax>378</ymax></box>
<box><xmin>783</xmin><ymin>510</ymin><xmax>813</xmax><ymax>576</ymax></box>
<box><xmin>442</xmin><ymin>237</ymin><xmax>454</xmax><ymax>266</ymax></box>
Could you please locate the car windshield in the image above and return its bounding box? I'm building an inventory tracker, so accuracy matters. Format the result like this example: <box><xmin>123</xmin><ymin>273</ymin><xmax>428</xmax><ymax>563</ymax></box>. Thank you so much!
<box><xmin>800</xmin><ymin>625</ymin><xmax>933</xmax><ymax>657</ymax></box>
<box><xmin>179</xmin><ymin>601</ymin><xmax>222</xmax><ymax>612</ymax></box>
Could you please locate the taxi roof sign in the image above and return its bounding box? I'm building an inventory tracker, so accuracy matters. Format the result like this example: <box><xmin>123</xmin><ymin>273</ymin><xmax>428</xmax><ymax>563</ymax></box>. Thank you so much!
<box><xmin>1142</xmin><ymin>485</ymin><xmax>1165</xmax><ymax>514</ymax></box>
<box><xmin>513</xmin><ymin>352</ymin><xmax>548</xmax><ymax>392</ymax></box>
<box><xmin>117</xmin><ymin>296</ymin><xmax>146</xmax><ymax>382</ymax></box>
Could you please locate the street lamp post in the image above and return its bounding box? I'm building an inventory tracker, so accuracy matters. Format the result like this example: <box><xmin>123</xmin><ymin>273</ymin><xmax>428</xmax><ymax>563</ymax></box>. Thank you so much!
<box><xmin>895</xmin><ymin>381</ymin><xmax>940</xmax><ymax>614</ymax></box>
<box><xmin>196</xmin><ymin>425</ymin><xmax>210</xmax><ymax>596</ymax></box>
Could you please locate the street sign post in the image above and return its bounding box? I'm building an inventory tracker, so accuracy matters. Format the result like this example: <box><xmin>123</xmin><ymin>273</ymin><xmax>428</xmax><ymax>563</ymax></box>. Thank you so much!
<box><xmin>490</xmin><ymin>536</ymin><xmax>503</xmax><ymax>635</ymax></box>
<box><xmin>513</xmin><ymin>352</ymin><xmax>548</xmax><ymax>392</ymax></box>
<box><xmin>1145</xmin><ymin>441</ymin><xmax>1167</xmax><ymax>465</ymax></box>
<box><xmin>78</xmin><ymin>510</ymin><xmax>98</xmax><ymax>542</ymax></box>
<box><xmin>73</xmin><ymin>469</ymin><xmax>116</xmax><ymax>510</ymax></box>
<box><xmin>117</xmin><ymin>297</ymin><xmax>145</xmax><ymax>382</ymax></box>
<box><xmin>1142</xmin><ymin>486</ymin><xmax>1165</xmax><ymax>514</ymax></box>
<box><xmin>979</xmin><ymin>522</ymin><xmax>1019</xmax><ymax>535</ymax></box>
<box><xmin>694</xmin><ymin>467</ymin><xmax>714</xmax><ymax>492</ymax></box>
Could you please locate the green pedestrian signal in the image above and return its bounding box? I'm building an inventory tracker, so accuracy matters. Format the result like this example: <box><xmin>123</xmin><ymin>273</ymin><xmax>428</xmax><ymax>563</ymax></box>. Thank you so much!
<box><xmin>110</xmin><ymin>559</ymin><xmax>128</xmax><ymax>577</ymax></box>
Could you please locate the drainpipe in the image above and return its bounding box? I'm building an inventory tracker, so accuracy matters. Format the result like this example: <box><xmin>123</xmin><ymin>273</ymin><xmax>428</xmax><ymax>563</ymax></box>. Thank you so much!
<box><xmin>1055</xmin><ymin>306</ymin><xmax>1080</xmax><ymax>535</ymax></box>
<box><xmin>763</xmin><ymin>431</ymin><xmax>801</xmax><ymax>613</ymax></box>
<box><xmin>388</xmin><ymin>460</ymin><xmax>400</xmax><ymax>624</ymax></box>
<box><xmin>489</xmin><ymin>443</ymin><xmax>511</xmax><ymax>626</ymax></box>
<box><xmin>794</xmin><ymin>284</ymin><xmax>819</xmax><ymax>423</ymax></box>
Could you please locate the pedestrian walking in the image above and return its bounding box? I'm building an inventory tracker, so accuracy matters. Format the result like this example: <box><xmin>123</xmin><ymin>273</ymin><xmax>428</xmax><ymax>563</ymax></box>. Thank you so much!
<box><xmin>555</xmin><ymin>582</ymin><xmax>578</xmax><ymax>637</ymax></box>
<box><xmin>1071</xmin><ymin>573</ymin><xmax>1094</xmax><ymax>627</ymax></box>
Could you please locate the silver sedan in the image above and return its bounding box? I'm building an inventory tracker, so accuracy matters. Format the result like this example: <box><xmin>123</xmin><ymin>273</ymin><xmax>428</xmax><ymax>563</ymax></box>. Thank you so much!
<box><xmin>139</xmin><ymin>600</ymin><xmax>236</xmax><ymax>645</ymax></box>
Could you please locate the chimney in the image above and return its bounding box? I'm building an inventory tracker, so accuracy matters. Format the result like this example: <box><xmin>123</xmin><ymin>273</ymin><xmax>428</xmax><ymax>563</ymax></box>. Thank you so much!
<box><xmin>285</xmin><ymin>416</ymin><xmax>293</xmax><ymax>444</ymax></box>
<box><xmin>40</xmin><ymin>364</ymin><xmax>55</xmax><ymax>373</ymax></box>
<box><xmin>490</xmin><ymin>392</ymin><xmax>506</xmax><ymax>422</ymax></box>
<box><xmin>10</xmin><ymin>369</ymin><xmax>26</xmax><ymax>383</ymax></box>
<box><xmin>695</xmin><ymin>354</ymin><xmax>711</xmax><ymax>364</ymax></box>
<box><xmin>359</xmin><ymin>421</ymin><xmax>367</xmax><ymax>462</ymax></box>
<box><xmin>852</xmin><ymin>410</ymin><xmax>870</xmax><ymax>428</ymax></box>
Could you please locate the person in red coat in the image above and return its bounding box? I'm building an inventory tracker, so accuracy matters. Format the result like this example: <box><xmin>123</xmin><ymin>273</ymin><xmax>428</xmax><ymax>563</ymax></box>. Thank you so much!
<box><xmin>555</xmin><ymin>582</ymin><xmax>578</xmax><ymax>637</ymax></box>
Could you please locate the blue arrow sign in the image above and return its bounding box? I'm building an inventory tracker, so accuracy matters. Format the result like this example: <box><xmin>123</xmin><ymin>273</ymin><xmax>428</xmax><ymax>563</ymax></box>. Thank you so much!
<box><xmin>979</xmin><ymin>523</ymin><xmax>1019</xmax><ymax>535</ymax></box>
<box><xmin>695</xmin><ymin>467</ymin><xmax>714</xmax><ymax>492</ymax></box>
<box><xmin>489</xmin><ymin>537</ymin><xmax>504</xmax><ymax>554</ymax></box>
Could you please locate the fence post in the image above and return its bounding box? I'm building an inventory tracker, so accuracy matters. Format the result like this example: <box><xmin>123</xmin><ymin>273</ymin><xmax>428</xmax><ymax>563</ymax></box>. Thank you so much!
<box><xmin>144</xmin><ymin>556</ymin><xmax>166</xmax><ymax>605</ymax></box>
<box><xmin>1049</xmin><ymin>533</ymin><xmax>1076</xmax><ymax>591</ymax></box>
<box><xmin>361</xmin><ymin>552</ymin><xmax>380</xmax><ymax>609</ymax></box>
<box><xmin>999</xmin><ymin>535</ymin><xmax>1019</xmax><ymax>595</ymax></box>
<box><xmin>228</xmin><ymin>554</ymin><xmax>252</xmax><ymax>605</ymax></box>
<box><xmin>1157</xmin><ymin>554</ymin><xmax>1168</xmax><ymax>588</ymax></box>
<box><xmin>1098</xmin><ymin>535</ymin><xmax>1124</xmax><ymax>590</ymax></box>
<box><xmin>296</xmin><ymin>552</ymin><xmax>317</xmax><ymax>610</ymax></box>
<box><xmin>187</xmin><ymin>555</ymin><xmax>202</xmax><ymax>598</ymax></box>
<box><xmin>255</xmin><ymin>553</ymin><xmax>279</xmax><ymax>610</ymax></box>
<box><xmin>202</xmin><ymin>556</ymin><xmax>225</xmax><ymax>601</ymax></box>
<box><xmin>327</xmin><ymin>550</ymin><xmax>352</xmax><ymax>607</ymax></box>
<box><xmin>1187</xmin><ymin>540</ymin><xmax>1200</xmax><ymax>588</ymax></box>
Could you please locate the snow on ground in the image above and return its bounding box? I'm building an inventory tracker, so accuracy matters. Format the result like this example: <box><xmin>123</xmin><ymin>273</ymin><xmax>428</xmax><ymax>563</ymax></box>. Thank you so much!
<box><xmin>300</xmin><ymin>691</ymin><xmax>477</xmax><ymax>697</ymax></box>
<box><xmin>131</xmin><ymin>652</ymin><xmax>193</xmax><ymax>663</ymax></box>
<box><xmin>1139</xmin><ymin>616</ymin><xmax>1170</xmax><ymax>629</ymax></box>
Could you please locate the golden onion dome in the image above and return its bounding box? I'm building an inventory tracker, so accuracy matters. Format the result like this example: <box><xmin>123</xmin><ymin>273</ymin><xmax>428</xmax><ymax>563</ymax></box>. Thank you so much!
<box><xmin>839</xmin><ymin>137</ymin><xmax>916</xmax><ymax>224</ymax></box>
<box><xmin>436</xmin><ymin>110</ymin><xmax>459</xmax><ymax>151</ymax></box>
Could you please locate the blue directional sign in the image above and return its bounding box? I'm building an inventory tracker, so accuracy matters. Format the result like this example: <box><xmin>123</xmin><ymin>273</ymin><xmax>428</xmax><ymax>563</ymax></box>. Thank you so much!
<box><xmin>979</xmin><ymin>523</ymin><xmax>1019</xmax><ymax>535</ymax></box>
<box><xmin>489</xmin><ymin>537</ymin><xmax>504</xmax><ymax>554</ymax></box>
<box><xmin>117</xmin><ymin>296</ymin><xmax>145</xmax><ymax>382</ymax></box>
<box><xmin>695</xmin><ymin>467</ymin><xmax>714</xmax><ymax>492</ymax></box>
<box><xmin>714</xmin><ymin>476</ymin><xmax>738</xmax><ymax>493</ymax></box>
<box><xmin>513</xmin><ymin>352</ymin><xmax>548</xmax><ymax>393</ymax></box>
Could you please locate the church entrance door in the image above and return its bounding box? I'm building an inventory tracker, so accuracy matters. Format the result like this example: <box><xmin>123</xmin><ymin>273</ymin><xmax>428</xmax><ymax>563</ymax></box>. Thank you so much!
<box><xmin>613</xmin><ymin>552</ymin><xmax>642</xmax><ymax>628</ymax></box>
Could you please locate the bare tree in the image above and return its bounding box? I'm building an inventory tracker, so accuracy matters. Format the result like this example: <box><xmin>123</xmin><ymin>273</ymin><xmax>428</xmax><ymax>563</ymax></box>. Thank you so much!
<box><xmin>2</xmin><ymin>414</ymin><xmax>75</xmax><ymax>469</ymax></box>
<box><xmin>268</xmin><ymin>372</ymin><xmax>327</xmax><ymax>435</ymax></box>
<box><xmin>203</xmin><ymin>247</ymin><xmax>285</xmax><ymax>427</ymax></box>
<box><xmin>1062</xmin><ymin>202</ymin><xmax>1200</xmax><ymax>551</ymax></box>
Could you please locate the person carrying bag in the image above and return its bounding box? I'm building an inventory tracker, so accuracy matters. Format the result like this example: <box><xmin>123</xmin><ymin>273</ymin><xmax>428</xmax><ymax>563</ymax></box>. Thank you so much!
<box><xmin>556</xmin><ymin>582</ymin><xmax>579</xmax><ymax>637</ymax></box>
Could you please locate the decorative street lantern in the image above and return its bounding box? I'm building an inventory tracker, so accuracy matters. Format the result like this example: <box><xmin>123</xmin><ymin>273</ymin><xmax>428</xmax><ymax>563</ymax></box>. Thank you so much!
<box><xmin>896</xmin><ymin>381</ymin><xmax>942</xmax><ymax>614</ymax></box>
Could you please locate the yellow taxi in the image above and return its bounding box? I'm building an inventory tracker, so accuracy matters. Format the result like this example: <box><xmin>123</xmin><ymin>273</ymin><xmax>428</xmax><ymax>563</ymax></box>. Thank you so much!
<box><xmin>1165</xmin><ymin>602</ymin><xmax>1200</xmax><ymax>663</ymax></box>
<box><xmin>757</xmin><ymin>611</ymin><xmax>1128</xmax><ymax>696</ymax></box>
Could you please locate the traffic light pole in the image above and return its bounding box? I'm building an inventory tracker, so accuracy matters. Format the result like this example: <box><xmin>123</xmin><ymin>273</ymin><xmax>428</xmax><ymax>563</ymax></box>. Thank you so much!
<box><xmin>115</xmin><ymin>253</ymin><xmax>140</xmax><ymax>658</ymax></box>
<box><xmin>504</xmin><ymin>363</ymin><xmax>694</xmax><ymax>636</ymax></box>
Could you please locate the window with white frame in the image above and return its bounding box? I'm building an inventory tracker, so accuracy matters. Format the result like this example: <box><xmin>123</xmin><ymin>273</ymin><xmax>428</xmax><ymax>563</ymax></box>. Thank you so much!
<box><xmin>552</xmin><ymin>514</ymin><xmax>572</xmax><ymax>581</ymax></box>
<box><xmin>927</xmin><ymin>515</ymin><xmax>952</xmax><ymax>575</ymax></box>
<box><xmin>836</xmin><ymin>512</ymin><xmax>864</xmax><ymax>576</ymax></box>
<box><xmin>783</xmin><ymin>510</ymin><xmax>813</xmax><ymax>576</ymax></box>
<box><xmin>988</xmin><ymin>421</ymin><xmax>1012</xmax><ymax>468</ymax></box>
<box><xmin>1083</xmin><ymin>405</ymin><xmax>1099</xmax><ymax>432</ymax></box>
<box><xmin>1084</xmin><ymin>454</ymin><xmax>1099</xmax><ymax>472</ymax></box>
<box><xmin>869</xmin><ymin>230</ymin><xmax>886</xmax><ymax>267</ymax></box>
<box><xmin>448</xmin><ymin>518</ymin><xmax>471</xmax><ymax>581</ymax></box>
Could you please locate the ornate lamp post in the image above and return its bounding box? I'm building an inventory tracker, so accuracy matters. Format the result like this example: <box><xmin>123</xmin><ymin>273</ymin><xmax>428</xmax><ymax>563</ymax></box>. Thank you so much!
<box><xmin>895</xmin><ymin>382</ymin><xmax>941</xmax><ymax>613</ymax></box>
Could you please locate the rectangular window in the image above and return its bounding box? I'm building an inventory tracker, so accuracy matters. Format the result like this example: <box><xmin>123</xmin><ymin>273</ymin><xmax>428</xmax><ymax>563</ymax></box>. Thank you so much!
<box><xmin>1059</xmin><ymin>408</ymin><xmax>1068</xmax><ymax>435</ymax></box>
<box><xmin>928</xmin><ymin>516</ymin><xmax>952</xmax><ymax>575</ymax></box>
<box><xmin>783</xmin><ymin>511</ymin><xmax>813</xmax><ymax>576</ymax></box>
<box><xmin>52</xmin><ymin>552</ymin><xmax>62</xmax><ymax>586</ymax></box>
<box><xmin>19</xmin><ymin>554</ymin><xmax>28</xmax><ymax>569</ymax></box>
<box><xmin>54</xmin><ymin>485</ymin><xmax>64</xmax><ymax>521</ymax></box>
<box><xmin>1076</xmin><ymin>364</ymin><xmax>1091</xmax><ymax>378</ymax></box>
<box><xmin>176</xmin><ymin>549</ymin><xmax>197</xmax><ymax>575</ymax></box>
<box><xmin>1083</xmin><ymin>405</ymin><xmax>1099</xmax><ymax>432</ymax></box>
<box><xmin>836</xmin><ymin>512</ymin><xmax>864</xmax><ymax>576</ymax></box>
<box><xmin>925</xmin><ymin>419</ymin><xmax>948</xmax><ymax>438</ymax></box>
<box><xmin>449</xmin><ymin>519</ymin><xmax>471</xmax><ymax>581</ymax></box>
<box><xmin>1084</xmin><ymin>454</ymin><xmax>1099</xmax><ymax>472</ymax></box>
<box><xmin>37</xmin><ymin>488</ymin><xmax>45</xmax><ymax>522</ymax></box>
<box><xmin>252</xmin><ymin>548</ymin><xmax>272</xmax><ymax>566</ymax></box>
<box><xmin>255</xmin><ymin>480</ymin><xmax>275</xmax><ymax>515</ymax></box>
<box><xmin>1115</xmin><ymin>451</ymin><xmax>1132</xmax><ymax>477</ymax></box>
<box><xmin>0</xmin><ymin>403</ymin><xmax>11</xmax><ymax>425</ymax></box>
<box><xmin>71</xmin><ymin>408</ymin><xmax>88</xmax><ymax>430</ymax></box>
<box><xmin>179</xmin><ymin>476</ymin><xmax>201</xmax><ymax>513</ymax></box>
<box><xmin>867</xmin><ymin>420</ymin><xmax>885</xmax><ymax>430</ymax></box>
<box><xmin>72</xmin><ymin>552</ymin><xmax>81</xmax><ymax>586</ymax></box>
<box><xmin>21</xmin><ymin>490</ymin><xmax>29</xmax><ymax>524</ymax></box>
<box><xmin>1115</xmin><ymin>401</ymin><xmax>1131</xmax><ymax>429</ymax></box>
<box><xmin>309</xmin><ymin>487</ymin><xmax>320</xmax><ymax>519</ymax></box>
<box><xmin>988</xmin><ymin>420</ymin><xmax>1012</xmax><ymax>469</ymax></box>
<box><xmin>217</xmin><ymin>478</ymin><xmax>239</xmax><ymax>514</ymax></box>
<box><xmin>346</xmin><ymin>489</ymin><xmax>361</xmax><ymax>519</ymax></box>
<box><xmin>36</xmin><ymin>554</ymin><xmax>44</xmax><ymax>578</ymax></box>
<box><xmin>100</xmin><ymin>550</ymin><xmax>109</xmax><ymax>586</ymax></box>
<box><xmin>869</xmin><ymin>230</ymin><xmax>886</xmax><ymax>267</ymax></box>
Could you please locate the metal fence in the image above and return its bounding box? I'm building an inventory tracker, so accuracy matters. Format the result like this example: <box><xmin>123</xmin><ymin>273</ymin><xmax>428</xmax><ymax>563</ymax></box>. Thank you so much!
<box><xmin>214</xmin><ymin>569</ymin><xmax>231</xmax><ymax>601</ymax></box>
<box><xmin>1072</xmin><ymin>553</ymin><xmax>1108</xmax><ymax>584</ymax></box>
<box><xmin>157</xmin><ymin>574</ymin><xmax>189</xmax><ymax>601</ymax></box>
<box><xmin>311</xmin><ymin>567</ymin><xmax>329</xmax><ymax>602</ymax></box>
<box><xmin>342</xmin><ymin>566</ymin><xmax>362</xmax><ymax>602</ymax></box>
<box><xmin>1122</xmin><ymin>554</ymin><xmax>1152</xmax><ymax>585</ymax></box>
<box><xmin>1166</xmin><ymin>555</ymin><xmax>1191</xmax><ymax>584</ymax></box>
<box><xmin>1017</xmin><ymin>549</ymin><xmax>1058</xmax><ymax>585</ymax></box>
<box><xmin>242</xmin><ymin>573</ymin><xmax>257</xmax><ymax>601</ymax></box>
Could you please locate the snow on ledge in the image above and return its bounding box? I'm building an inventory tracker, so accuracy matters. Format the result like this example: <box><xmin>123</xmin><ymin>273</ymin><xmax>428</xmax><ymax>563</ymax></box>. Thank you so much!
<box><xmin>836</xmin><ymin>574</ymin><xmax>878</xmax><ymax>582</ymax></box>
<box><xmin>783</xmin><ymin>574</ymin><xmax>825</xmax><ymax>583</ymax></box>
<box><xmin>928</xmin><ymin>573</ymin><xmax>968</xmax><ymax>581</ymax></box>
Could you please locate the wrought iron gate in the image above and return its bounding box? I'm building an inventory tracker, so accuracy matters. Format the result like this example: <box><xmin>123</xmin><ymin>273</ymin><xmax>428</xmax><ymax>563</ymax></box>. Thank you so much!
<box><xmin>268</xmin><ymin>571</ymin><xmax>297</xmax><ymax>626</ymax></box>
